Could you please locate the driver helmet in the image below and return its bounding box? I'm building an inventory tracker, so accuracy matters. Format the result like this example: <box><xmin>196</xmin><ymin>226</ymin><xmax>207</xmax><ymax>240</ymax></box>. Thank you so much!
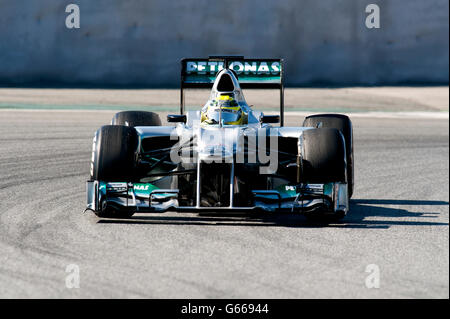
<box><xmin>201</xmin><ymin>94</ymin><xmax>247</xmax><ymax>125</ymax></box>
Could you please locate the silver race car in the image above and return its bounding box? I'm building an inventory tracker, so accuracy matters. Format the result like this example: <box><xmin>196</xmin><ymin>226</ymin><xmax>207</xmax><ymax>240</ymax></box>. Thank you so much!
<box><xmin>87</xmin><ymin>56</ymin><xmax>354</xmax><ymax>219</ymax></box>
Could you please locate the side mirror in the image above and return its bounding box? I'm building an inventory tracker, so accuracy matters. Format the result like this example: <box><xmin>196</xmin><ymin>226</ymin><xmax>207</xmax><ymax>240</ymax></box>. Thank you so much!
<box><xmin>167</xmin><ymin>114</ymin><xmax>187</xmax><ymax>123</ymax></box>
<box><xmin>260</xmin><ymin>115</ymin><xmax>280</xmax><ymax>124</ymax></box>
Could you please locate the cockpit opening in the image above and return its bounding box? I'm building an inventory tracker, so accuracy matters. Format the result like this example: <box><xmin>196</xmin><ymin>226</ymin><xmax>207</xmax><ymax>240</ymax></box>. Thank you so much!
<box><xmin>217</xmin><ymin>73</ymin><xmax>235</xmax><ymax>92</ymax></box>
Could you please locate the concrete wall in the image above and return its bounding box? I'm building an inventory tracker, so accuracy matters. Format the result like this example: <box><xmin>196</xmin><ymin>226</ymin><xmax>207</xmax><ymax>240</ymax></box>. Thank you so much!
<box><xmin>0</xmin><ymin>0</ymin><xmax>448</xmax><ymax>87</ymax></box>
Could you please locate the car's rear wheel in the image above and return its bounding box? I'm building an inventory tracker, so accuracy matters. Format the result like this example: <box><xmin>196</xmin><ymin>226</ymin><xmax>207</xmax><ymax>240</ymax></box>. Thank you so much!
<box><xmin>111</xmin><ymin>111</ymin><xmax>162</xmax><ymax>127</ymax></box>
<box><xmin>90</xmin><ymin>125</ymin><xmax>138</xmax><ymax>218</ymax></box>
<box><xmin>303</xmin><ymin>114</ymin><xmax>354</xmax><ymax>198</ymax></box>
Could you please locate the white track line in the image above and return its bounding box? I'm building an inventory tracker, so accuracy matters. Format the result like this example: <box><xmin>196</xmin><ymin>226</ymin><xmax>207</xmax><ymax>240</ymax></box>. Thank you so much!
<box><xmin>0</xmin><ymin>108</ymin><xmax>448</xmax><ymax>119</ymax></box>
<box><xmin>277</xmin><ymin>111</ymin><xmax>449</xmax><ymax>119</ymax></box>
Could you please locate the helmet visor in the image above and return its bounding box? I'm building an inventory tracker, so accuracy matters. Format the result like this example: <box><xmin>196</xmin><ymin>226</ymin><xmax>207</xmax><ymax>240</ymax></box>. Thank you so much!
<box><xmin>207</xmin><ymin>107</ymin><xmax>241</xmax><ymax>124</ymax></box>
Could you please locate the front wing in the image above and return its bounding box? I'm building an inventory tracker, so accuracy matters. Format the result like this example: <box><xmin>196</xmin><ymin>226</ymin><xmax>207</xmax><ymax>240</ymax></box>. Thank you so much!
<box><xmin>86</xmin><ymin>180</ymin><xmax>348</xmax><ymax>215</ymax></box>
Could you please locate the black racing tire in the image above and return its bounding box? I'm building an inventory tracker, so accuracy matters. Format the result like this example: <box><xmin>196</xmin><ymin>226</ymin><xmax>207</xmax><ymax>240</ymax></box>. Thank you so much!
<box><xmin>111</xmin><ymin>111</ymin><xmax>161</xmax><ymax>127</ymax></box>
<box><xmin>301</xmin><ymin>128</ymin><xmax>347</xmax><ymax>222</ymax></box>
<box><xmin>300</xmin><ymin>128</ymin><xmax>346</xmax><ymax>184</ymax></box>
<box><xmin>90</xmin><ymin>125</ymin><xmax>138</xmax><ymax>182</ymax></box>
<box><xmin>303</xmin><ymin>114</ymin><xmax>354</xmax><ymax>198</ymax></box>
<box><xmin>90</xmin><ymin>125</ymin><xmax>138</xmax><ymax>218</ymax></box>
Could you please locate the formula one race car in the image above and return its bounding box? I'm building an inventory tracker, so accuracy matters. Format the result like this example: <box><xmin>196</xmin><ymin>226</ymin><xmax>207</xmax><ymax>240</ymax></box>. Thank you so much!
<box><xmin>87</xmin><ymin>56</ymin><xmax>354</xmax><ymax>219</ymax></box>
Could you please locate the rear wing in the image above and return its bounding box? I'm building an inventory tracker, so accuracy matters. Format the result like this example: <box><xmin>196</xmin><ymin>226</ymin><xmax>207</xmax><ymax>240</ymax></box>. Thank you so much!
<box><xmin>180</xmin><ymin>56</ymin><xmax>285</xmax><ymax>126</ymax></box>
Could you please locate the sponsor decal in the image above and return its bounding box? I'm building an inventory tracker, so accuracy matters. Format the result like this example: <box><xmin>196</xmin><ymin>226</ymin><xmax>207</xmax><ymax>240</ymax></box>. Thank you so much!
<box><xmin>302</xmin><ymin>184</ymin><xmax>324</xmax><ymax>194</ymax></box>
<box><xmin>133</xmin><ymin>184</ymin><xmax>159</xmax><ymax>195</ymax></box>
<box><xmin>185</xmin><ymin>61</ymin><xmax>281</xmax><ymax>76</ymax></box>
<box><xmin>134</xmin><ymin>184</ymin><xmax>150</xmax><ymax>191</ymax></box>
<box><xmin>183</xmin><ymin>60</ymin><xmax>282</xmax><ymax>84</ymax></box>
<box><xmin>106</xmin><ymin>182</ymin><xmax>127</xmax><ymax>192</ymax></box>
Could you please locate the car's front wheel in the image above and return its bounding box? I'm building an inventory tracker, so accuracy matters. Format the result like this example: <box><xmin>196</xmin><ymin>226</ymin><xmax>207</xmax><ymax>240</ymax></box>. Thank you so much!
<box><xmin>300</xmin><ymin>127</ymin><xmax>348</xmax><ymax>220</ymax></box>
<box><xmin>303</xmin><ymin>114</ymin><xmax>354</xmax><ymax>198</ymax></box>
<box><xmin>90</xmin><ymin>125</ymin><xmax>138</xmax><ymax>218</ymax></box>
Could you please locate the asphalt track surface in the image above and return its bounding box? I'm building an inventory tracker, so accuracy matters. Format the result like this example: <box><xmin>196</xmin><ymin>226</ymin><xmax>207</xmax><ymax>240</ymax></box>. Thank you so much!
<box><xmin>0</xmin><ymin>109</ymin><xmax>448</xmax><ymax>298</ymax></box>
